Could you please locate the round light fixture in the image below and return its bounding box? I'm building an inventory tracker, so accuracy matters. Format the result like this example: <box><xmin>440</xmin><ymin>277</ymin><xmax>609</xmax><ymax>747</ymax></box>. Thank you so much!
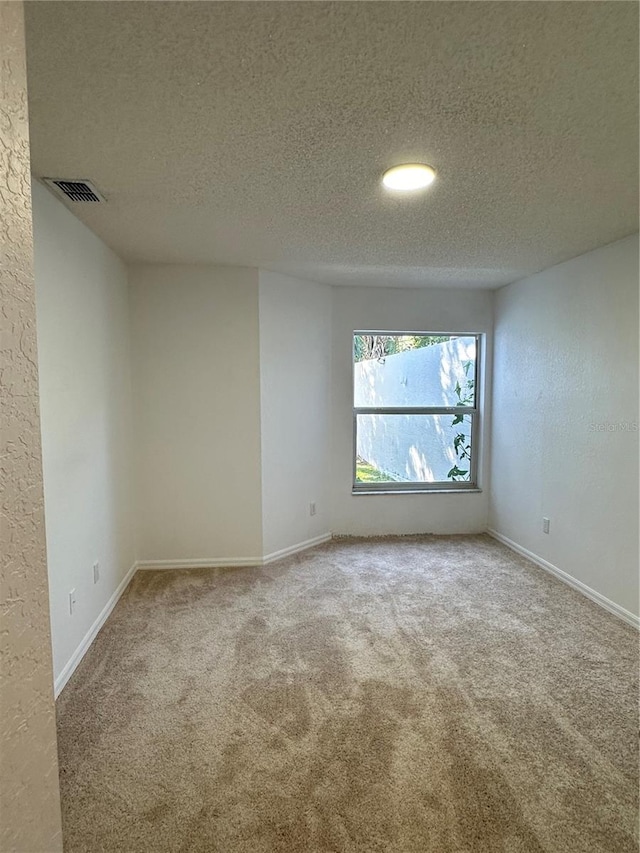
<box><xmin>382</xmin><ymin>163</ymin><xmax>436</xmax><ymax>192</ymax></box>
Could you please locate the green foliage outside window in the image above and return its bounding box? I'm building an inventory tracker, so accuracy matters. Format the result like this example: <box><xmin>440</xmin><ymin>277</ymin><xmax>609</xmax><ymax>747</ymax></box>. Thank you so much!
<box><xmin>353</xmin><ymin>334</ymin><xmax>449</xmax><ymax>363</ymax></box>
<box><xmin>448</xmin><ymin>359</ymin><xmax>474</xmax><ymax>482</ymax></box>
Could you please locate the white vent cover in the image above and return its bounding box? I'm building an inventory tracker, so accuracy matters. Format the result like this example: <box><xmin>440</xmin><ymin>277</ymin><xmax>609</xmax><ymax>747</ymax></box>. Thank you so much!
<box><xmin>42</xmin><ymin>178</ymin><xmax>106</xmax><ymax>203</ymax></box>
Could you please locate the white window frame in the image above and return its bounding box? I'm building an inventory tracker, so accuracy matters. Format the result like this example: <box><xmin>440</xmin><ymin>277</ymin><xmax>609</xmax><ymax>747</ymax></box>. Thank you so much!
<box><xmin>352</xmin><ymin>331</ymin><xmax>482</xmax><ymax>493</ymax></box>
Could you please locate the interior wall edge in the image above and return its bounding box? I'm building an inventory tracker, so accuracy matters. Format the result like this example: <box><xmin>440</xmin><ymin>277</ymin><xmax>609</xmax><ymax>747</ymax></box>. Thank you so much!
<box><xmin>0</xmin><ymin>1</ymin><xmax>63</xmax><ymax>846</ymax></box>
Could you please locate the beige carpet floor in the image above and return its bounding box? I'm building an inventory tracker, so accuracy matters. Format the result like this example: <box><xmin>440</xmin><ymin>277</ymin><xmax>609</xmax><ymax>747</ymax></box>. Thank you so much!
<box><xmin>56</xmin><ymin>535</ymin><xmax>638</xmax><ymax>853</ymax></box>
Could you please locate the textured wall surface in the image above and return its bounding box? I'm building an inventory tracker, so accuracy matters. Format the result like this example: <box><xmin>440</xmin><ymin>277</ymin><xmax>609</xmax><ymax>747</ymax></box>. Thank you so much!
<box><xmin>0</xmin><ymin>3</ymin><xmax>63</xmax><ymax>850</ymax></box>
<box><xmin>490</xmin><ymin>235</ymin><xmax>639</xmax><ymax>617</ymax></box>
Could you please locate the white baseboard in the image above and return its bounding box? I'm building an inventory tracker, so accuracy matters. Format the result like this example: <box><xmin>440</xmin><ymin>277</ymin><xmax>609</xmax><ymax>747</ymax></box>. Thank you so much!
<box><xmin>136</xmin><ymin>556</ymin><xmax>262</xmax><ymax>570</ymax></box>
<box><xmin>136</xmin><ymin>533</ymin><xmax>333</xmax><ymax>571</ymax></box>
<box><xmin>54</xmin><ymin>561</ymin><xmax>138</xmax><ymax>698</ymax></box>
<box><xmin>262</xmin><ymin>533</ymin><xmax>332</xmax><ymax>565</ymax></box>
<box><xmin>486</xmin><ymin>529</ymin><xmax>639</xmax><ymax>630</ymax></box>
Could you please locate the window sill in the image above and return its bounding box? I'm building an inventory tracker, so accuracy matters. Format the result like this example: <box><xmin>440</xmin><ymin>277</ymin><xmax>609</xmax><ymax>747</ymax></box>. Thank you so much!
<box><xmin>352</xmin><ymin>488</ymin><xmax>483</xmax><ymax>496</ymax></box>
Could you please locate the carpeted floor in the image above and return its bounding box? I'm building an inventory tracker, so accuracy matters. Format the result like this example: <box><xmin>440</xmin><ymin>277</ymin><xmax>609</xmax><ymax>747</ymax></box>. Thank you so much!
<box><xmin>56</xmin><ymin>535</ymin><xmax>638</xmax><ymax>853</ymax></box>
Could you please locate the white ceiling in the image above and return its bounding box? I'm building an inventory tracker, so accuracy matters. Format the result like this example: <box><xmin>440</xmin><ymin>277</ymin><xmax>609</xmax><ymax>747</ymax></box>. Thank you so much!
<box><xmin>25</xmin><ymin>1</ymin><xmax>638</xmax><ymax>289</ymax></box>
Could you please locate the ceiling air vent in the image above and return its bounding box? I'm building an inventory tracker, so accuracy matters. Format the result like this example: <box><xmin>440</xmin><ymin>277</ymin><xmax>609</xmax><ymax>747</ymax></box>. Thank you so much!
<box><xmin>42</xmin><ymin>178</ymin><xmax>106</xmax><ymax>203</ymax></box>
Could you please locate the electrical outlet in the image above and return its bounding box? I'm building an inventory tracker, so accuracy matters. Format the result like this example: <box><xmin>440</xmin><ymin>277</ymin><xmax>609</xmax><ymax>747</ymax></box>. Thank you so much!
<box><xmin>69</xmin><ymin>588</ymin><xmax>76</xmax><ymax>616</ymax></box>
<box><xmin>309</xmin><ymin>502</ymin><xmax>317</xmax><ymax>517</ymax></box>
<box><xmin>93</xmin><ymin>561</ymin><xmax>100</xmax><ymax>584</ymax></box>
<box><xmin>543</xmin><ymin>517</ymin><xmax>550</xmax><ymax>534</ymax></box>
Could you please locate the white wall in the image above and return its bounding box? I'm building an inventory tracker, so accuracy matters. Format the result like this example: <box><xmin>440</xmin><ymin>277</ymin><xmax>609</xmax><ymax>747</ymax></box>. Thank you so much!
<box><xmin>259</xmin><ymin>271</ymin><xmax>332</xmax><ymax>556</ymax></box>
<box><xmin>331</xmin><ymin>286</ymin><xmax>493</xmax><ymax>535</ymax></box>
<box><xmin>129</xmin><ymin>265</ymin><xmax>263</xmax><ymax>563</ymax></box>
<box><xmin>33</xmin><ymin>181</ymin><xmax>135</xmax><ymax>684</ymax></box>
<box><xmin>490</xmin><ymin>235</ymin><xmax>639</xmax><ymax>617</ymax></box>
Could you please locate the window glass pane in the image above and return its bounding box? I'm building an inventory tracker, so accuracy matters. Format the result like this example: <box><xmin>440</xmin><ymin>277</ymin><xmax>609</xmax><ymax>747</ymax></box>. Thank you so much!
<box><xmin>355</xmin><ymin>413</ymin><xmax>473</xmax><ymax>484</ymax></box>
<box><xmin>353</xmin><ymin>335</ymin><xmax>476</xmax><ymax>408</ymax></box>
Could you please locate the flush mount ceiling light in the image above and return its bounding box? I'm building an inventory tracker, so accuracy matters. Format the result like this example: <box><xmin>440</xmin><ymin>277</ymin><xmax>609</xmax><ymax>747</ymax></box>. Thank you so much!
<box><xmin>382</xmin><ymin>163</ymin><xmax>436</xmax><ymax>192</ymax></box>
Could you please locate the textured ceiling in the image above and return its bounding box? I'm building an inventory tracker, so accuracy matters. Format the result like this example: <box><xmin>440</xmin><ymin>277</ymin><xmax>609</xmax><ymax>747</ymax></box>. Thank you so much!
<box><xmin>25</xmin><ymin>1</ymin><xmax>638</xmax><ymax>289</ymax></box>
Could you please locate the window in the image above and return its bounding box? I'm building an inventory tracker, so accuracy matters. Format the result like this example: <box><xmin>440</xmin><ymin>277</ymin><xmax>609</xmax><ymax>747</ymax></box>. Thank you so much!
<box><xmin>353</xmin><ymin>332</ymin><xmax>480</xmax><ymax>492</ymax></box>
